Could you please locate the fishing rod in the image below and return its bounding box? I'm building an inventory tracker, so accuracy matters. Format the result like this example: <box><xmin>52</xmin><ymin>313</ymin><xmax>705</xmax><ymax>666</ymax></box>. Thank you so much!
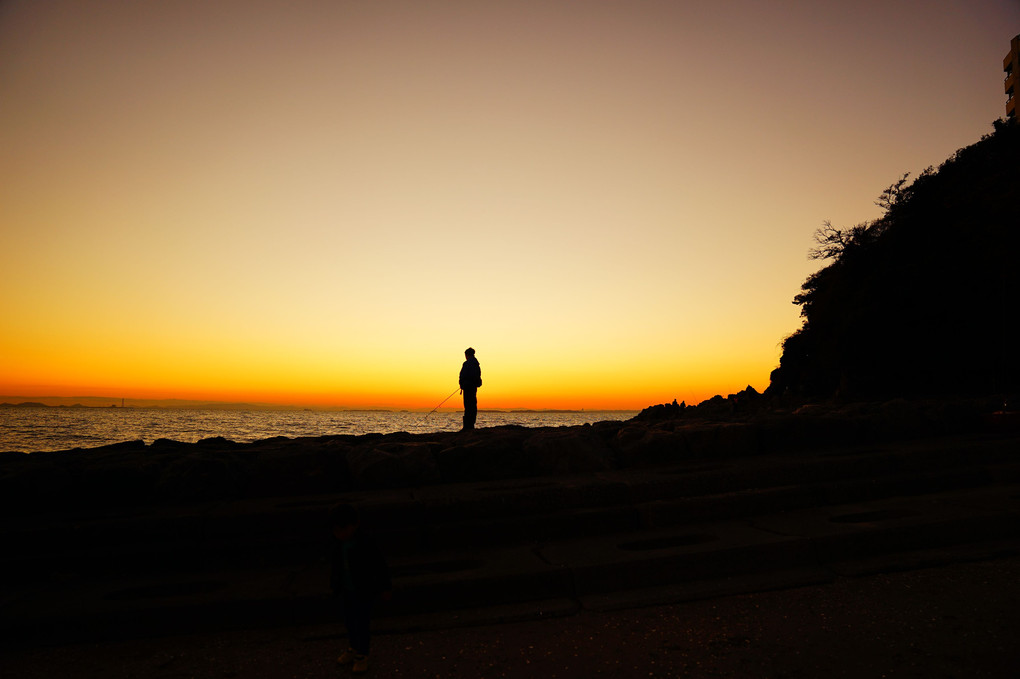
<box><xmin>420</xmin><ymin>387</ymin><xmax>460</xmax><ymax>425</ymax></box>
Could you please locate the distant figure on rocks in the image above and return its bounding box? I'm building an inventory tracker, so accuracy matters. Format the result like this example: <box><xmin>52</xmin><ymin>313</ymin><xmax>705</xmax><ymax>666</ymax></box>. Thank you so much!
<box><xmin>330</xmin><ymin>503</ymin><xmax>391</xmax><ymax>675</ymax></box>
<box><xmin>459</xmin><ymin>347</ymin><xmax>482</xmax><ymax>430</ymax></box>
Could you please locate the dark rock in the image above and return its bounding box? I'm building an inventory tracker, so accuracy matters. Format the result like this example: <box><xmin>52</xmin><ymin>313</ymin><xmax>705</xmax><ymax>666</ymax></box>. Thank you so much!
<box><xmin>244</xmin><ymin>444</ymin><xmax>346</xmax><ymax>497</ymax></box>
<box><xmin>346</xmin><ymin>441</ymin><xmax>440</xmax><ymax>488</ymax></box>
<box><xmin>614</xmin><ymin>424</ymin><xmax>689</xmax><ymax>467</ymax></box>
<box><xmin>151</xmin><ymin>438</ymin><xmax>185</xmax><ymax>450</ymax></box>
<box><xmin>89</xmin><ymin>440</ymin><xmax>147</xmax><ymax>454</ymax></box>
<box><xmin>521</xmin><ymin>428</ymin><xmax>613</xmax><ymax>474</ymax></box>
<box><xmin>156</xmin><ymin>452</ymin><xmax>246</xmax><ymax>501</ymax></box>
<box><xmin>634</xmin><ymin>399</ymin><xmax>685</xmax><ymax>421</ymax></box>
<box><xmin>434</xmin><ymin>429</ymin><xmax>531</xmax><ymax>482</ymax></box>
<box><xmin>197</xmin><ymin>436</ymin><xmax>235</xmax><ymax>447</ymax></box>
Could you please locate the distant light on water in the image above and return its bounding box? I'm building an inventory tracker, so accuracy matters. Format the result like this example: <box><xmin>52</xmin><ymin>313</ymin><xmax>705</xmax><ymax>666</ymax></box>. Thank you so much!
<box><xmin>0</xmin><ymin>407</ymin><xmax>638</xmax><ymax>453</ymax></box>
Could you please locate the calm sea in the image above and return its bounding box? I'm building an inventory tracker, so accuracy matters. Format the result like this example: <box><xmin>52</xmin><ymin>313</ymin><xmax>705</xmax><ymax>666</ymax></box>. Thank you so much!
<box><xmin>0</xmin><ymin>407</ymin><xmax>638</xmax><ymax>453</ymax></box>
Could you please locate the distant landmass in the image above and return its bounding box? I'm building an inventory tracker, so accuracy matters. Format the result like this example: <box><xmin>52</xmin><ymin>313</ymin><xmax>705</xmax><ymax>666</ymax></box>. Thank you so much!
<box><xmin>0</xmin><ymin>397</ymin><xmax>287</xmax><ymax>410</ymax></box>
<box><xmin>0</xmin><ymin>397</ymin><xmax>622</xmax><ymax>413</ymax></box>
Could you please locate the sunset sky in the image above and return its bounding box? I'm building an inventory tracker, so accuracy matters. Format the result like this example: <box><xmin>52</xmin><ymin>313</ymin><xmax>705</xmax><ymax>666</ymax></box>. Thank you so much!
<box><xmin>1</xmin><ymin>1</ymin><xmax>1017</xmax><ymax>410</ymax></box>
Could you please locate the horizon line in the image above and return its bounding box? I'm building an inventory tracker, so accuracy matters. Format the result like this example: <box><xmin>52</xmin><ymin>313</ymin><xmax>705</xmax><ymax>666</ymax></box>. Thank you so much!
<box><xmin>0</xmin><ymin>396</ymin><xmax>640</xmax><ymax>413</ymax></box>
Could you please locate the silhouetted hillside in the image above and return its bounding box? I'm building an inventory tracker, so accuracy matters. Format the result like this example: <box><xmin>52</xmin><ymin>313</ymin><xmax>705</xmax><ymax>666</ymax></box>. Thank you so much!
<box><xmin>768</xmin><ymin>119</ymin><xmax>1019</xmax><ymax>401</ymax></box>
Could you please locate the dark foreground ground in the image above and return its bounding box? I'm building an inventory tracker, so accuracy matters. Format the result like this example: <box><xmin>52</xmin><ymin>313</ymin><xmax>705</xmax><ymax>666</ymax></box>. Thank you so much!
<box><xmin>6</xmin><ymin>555</ymin><xmax>1018</xmax><ymax>679</ymax></box>
<box><xmin>4</xmin><ymin>402</ymin><xmax>1018</xmax><ymax>677</ymax></box>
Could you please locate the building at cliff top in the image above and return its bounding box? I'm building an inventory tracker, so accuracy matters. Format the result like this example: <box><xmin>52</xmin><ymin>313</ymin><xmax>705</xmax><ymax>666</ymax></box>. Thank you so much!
<box><xmin>1005</xmin><ymin>34</ymin><xmax>1019</xmax><ymax>120</ymax></box>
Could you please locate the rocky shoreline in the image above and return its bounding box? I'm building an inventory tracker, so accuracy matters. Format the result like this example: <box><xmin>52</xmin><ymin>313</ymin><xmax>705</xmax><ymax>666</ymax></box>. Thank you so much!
<box><xmin>2</xmin><ymin>395</ymin><xmax>1018</xmax><ymax>651</ymax></box>
<box><xmin>2</xmin><ymin>396</ymin><xmax>1012</xmax><ymax>515</ymax></box>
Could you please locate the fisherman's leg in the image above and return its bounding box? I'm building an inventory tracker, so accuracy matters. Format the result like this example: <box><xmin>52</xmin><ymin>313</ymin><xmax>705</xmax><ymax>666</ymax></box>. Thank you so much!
<box><xmin>463</xmin><ymin>389</ymin><xmax>477</xmax><ymax>429</ymax></box>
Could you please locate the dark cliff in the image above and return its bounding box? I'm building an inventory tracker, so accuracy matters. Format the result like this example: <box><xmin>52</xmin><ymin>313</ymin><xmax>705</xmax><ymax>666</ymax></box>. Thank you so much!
<box><xmin>768</xmin><ymin>119</ymin><xmax>1020</xmax><ymax>401</ymax></box>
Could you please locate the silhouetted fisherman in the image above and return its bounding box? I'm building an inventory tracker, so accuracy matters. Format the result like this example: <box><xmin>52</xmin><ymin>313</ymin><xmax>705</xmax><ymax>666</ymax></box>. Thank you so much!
<box><xmin>459</xmin><ymin>347</ymin><xmax>482</xmax><ymax>430</ymax></box>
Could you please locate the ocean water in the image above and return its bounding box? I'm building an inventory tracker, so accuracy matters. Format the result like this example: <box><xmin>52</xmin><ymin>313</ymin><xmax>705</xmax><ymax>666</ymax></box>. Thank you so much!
<box><xmin>0</xmin><ymin>407</ymin><xmax>638</xmax><ymax>453</ymax></box>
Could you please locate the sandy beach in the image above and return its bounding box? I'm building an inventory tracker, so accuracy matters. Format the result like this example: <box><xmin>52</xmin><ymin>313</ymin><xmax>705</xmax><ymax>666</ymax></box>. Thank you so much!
<box><xmin>6</xmin><ymin>555</ymin><xmax>1018</xmax><ymax>678</ymax></box>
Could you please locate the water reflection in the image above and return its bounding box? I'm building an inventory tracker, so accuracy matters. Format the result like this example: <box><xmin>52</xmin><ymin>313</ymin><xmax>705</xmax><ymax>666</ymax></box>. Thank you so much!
<box><xmin>0</xmin><ymin>408</ymin><xmax>636</xmax><ymax>452</ymax></box>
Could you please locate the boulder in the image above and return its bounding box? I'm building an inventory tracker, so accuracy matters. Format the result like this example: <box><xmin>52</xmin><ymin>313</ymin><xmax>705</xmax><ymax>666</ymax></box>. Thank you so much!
<box><xmin>521</xmin><ymin>427</ymin><xmax>613</xmax><ymax>474</ymax></box>
<box><xmin>434</xmin><ymin>430</ymin><xmax>530</xmax><ymax>482</ymax></box>
<box><xmin>346</xmin><ymin>441</ymin><xmax>440</xmax><ymax>488</ymax></box>
<box><xmin>156</xmin><ymin>451</ymin><xmax>246</xmax><ymax>501</ymax></box>
<box><xmin>613</xmin><ymin>424</ymin><xmax>689</xmax><ymax>467</ymax></box>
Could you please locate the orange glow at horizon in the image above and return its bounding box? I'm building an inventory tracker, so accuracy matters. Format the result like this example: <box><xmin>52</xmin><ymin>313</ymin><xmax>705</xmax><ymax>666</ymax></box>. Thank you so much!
<box><xmin>2</xmin><ymin>1</ymin><xmax>1017</xmax><ymax>412</ymax></box>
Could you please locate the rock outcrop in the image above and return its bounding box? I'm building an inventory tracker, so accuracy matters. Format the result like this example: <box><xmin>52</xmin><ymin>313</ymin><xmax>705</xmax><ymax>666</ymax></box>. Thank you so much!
<box><xmin>769</xmin><ymin>119</ymin><xmax>1020</xmax><ymax>400</ymax></box>
<box><xmin>0</xmin><ymin>397</ymin><xmax>1010</xmax><ymax>516</ymax></box>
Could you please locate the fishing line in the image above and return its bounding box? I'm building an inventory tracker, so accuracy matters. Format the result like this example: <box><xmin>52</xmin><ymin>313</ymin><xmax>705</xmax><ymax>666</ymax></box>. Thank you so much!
<box><xmin>418</xmin><ymin>385</ymin><xmax>459</xmax><ymax>424</ymax></box>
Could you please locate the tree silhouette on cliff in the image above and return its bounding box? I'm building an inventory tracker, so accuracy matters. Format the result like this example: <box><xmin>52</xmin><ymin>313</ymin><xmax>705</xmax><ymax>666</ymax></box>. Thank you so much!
<box><xmin>768</xmin><ymin>119</ymin><xmax>1019</xmax><ymax>401</ymax></box>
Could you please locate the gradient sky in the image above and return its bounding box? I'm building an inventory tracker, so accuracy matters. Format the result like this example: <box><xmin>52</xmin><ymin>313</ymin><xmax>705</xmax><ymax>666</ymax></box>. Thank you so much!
<box><xmin>2</xmin><ymin>1</ymin><xmax>1017</xmax><ymax>410</ymax></box>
